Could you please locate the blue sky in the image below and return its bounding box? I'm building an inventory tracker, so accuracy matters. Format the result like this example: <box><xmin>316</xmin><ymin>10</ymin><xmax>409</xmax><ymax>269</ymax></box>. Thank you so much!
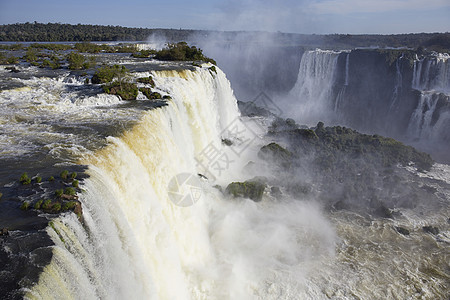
<box><xmin>0</xmin><ymin>0</ymin><xmax>449</xmax><ymax>34</ymax></box>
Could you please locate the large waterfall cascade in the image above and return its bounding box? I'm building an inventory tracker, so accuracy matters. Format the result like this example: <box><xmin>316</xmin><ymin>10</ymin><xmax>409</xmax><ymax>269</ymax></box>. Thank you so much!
<box><xmin>23</xmin><ymin>66</ymin><xmax>336</xmax><ymax>300</ymax></box>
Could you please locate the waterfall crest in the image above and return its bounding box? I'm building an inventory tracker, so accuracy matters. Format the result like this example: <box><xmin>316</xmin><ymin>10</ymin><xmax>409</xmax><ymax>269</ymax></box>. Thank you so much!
<box><xmin>289</xmin><ymin>49</ymin><xmax>341</xmax><ymax>123</ymax></box>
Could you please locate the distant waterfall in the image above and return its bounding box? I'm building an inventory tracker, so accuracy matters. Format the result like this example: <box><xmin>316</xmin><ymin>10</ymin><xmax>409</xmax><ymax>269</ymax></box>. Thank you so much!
<box><xmin>408</xmin><ymin>54</ymin><xmax>450</xmax><ymax>148</ymax></box>
<box><xmin>335</xmin><ymin>52</ymin><xmax>350</xmax><ymax>112</ymax></box>
<box><xmin>289</xmin><ymin>49</ymin><xmax>341</xmax><ymax>122</ymax></box>
<box><xmin>412</xmin><ymin>53</ymin><xmax>450</xmax><ymax>94</ymax></box>
<box><xmin>389</xmin><ymin>54</ymin><xmax>404</xmax><ymax>111</ymax></box>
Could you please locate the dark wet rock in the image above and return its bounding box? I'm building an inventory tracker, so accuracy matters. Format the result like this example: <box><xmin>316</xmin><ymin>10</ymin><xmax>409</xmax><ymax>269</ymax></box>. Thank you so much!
<box><xmin>422</xmin><ymin>226</ymin><xmax>439</xmax><ymax>235</ymax></box>
<box><xmin>270</xmin><ymin>186</ymin><xmax>282</xmax><ymax>198</ymax></box>
<box><xmin>60</xmin><ymin>194</ymin><xmax>78</xmax><ymax>201</ymax></box>
<box><xmin>421</xmin><ymin>185</ymin><xmax>437</xmax><ymax>194</ymax></box>
<box><xmin>226</xmin><ymin>178</ymin><xmax>267</xmax><ymax>202</ymax></box>
<box><xmin>5</xmin><ymin>66</ymin><xmax>20</xmax><ymax>73</ymax></box>
<box><xmin>374</xmin><ymin>205</ymin><xmax>393</xmax><ymax>219</ymax></box>
<box><xmin>222</xmin><ymin>138</ymin><xmax>233</xmax><ymax>146</ymax></box>
<box><xmin>258</xmin><ymin>142</ymin><xmax>292</xmax><ymax>169</ymax></box>
<box><xmin>237</xmin><ymin>100</ymin><xmax>274</xmax><ymax>118</ymax></box>
<box><xmin>395</xmin><ymin>226</ymin><xmax>410</xmax><ymax>235</ymax></box>
<box><xmin>332</xmin><ymin>200</ymin><xmax>350</xmax><ymax>211</ymax></box>
<box><xmin>213</xmin><ymin>185</ymin><xmax>223</xmax><ymax>193</ymax></box>
<box><xmin>286</xmin><ymin>184</ymin><xmax>312</xmax><ymax>196</ymax></box>
<box><xmin>0</xmin><ymin>228</ymin><xmax>9</xmax><ymax>236</ymax></box>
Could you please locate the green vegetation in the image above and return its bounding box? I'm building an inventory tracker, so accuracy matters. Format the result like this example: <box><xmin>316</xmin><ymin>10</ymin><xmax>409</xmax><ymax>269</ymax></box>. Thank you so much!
<box><xmin>208</xmin><ymin>66</ymin><xmax>217</xmax><ymax>74</ymax></box>
<box><xmin>92</xmin><ymin>64</ymin><xmax>128</xmax><ymax>84</ymax></box>
<box><xmin>139</xmin><ymin>87</ymin><xmax>164</xmax><ymax>100</ymax></box>
<box><xmin>258</xmin><ymin>142</ymin><xmax>292</xmax><ymax>168</ymax></box>
<box><xmin>91</xmin><ymin>65</ymin><xmax>138</xmax><ymax>100</ymax></box>
<box><xmin>20</xmin><ymin>201</ymin><xmax>30</xmax><ymax>210</ymax></box>
<box><xmin>149</xmin><ymin>91</ymin><xmax>162</xmax><ymax>100</ymax></box>
<box><xmin>23</xmin><ymin>48</ymin><xmax>39</xmax><ymax>63</ymax></box>
<box><xmin>0</xmin><ymin>52</ymin><xmax>19</xmax><ymax>64</ymax></box>
<box><xmin>67</xmin><ymin>52</ymin><xmax>95</xmax><ymax>70</ymax></box>
<box><xmin>62</xmin><ymin>201</ymin><xmax>77</xmax><ymax>211</ymax></box>
<box><xmin>15</xmin><ymin>169</ymin><xmax>82</xmax><ymax>217</ymax></box>
<box><xmin>1</xmin><ymin>23</ymin><xmax>449</xmax><ymax>53</ymax></box>
<box><xmin>226</xmin><ymin>179</ymin><xmax>266</xmax><ymax>201</ymax></box>
<box><xmin>272</xmin><ymin>121</ymin><xmax>433</xmax><ymax>171</ymax></box>
<box><xmin>64</xmin><ymin>187</ymin><xmax>76</xmax><ymax>196</ymax></box>
<box><xmin>60</xmin><ymin>170</ymin><xmax>69</xmax><ymax>180</ymax></box>
<box><xmin>34</xmin><ymin>199</ymin><xmax>43</xmax><ymax>210</ymax></box>
<box><xmin>139</xmin><ymin>87</ymin><xmax>152</xmax><ymax>99</ymax></box>
<box><xmin>155</xmin><ymin>42</ymin><xmax>216</xmax><ymax>64</ymax></box>
<box><xmin>20</xmin><ymin>172</ymin><xmax>30</xmax><ymax>185</ymax></box>
<box><xmin>103</xmin><ymin>81</ymin><xmax>138</xmax><ymax>100</ymax></box>
<box><xmin>55</xmin><ymin>189</ymin><xmax>64</xmax><ymax>197</ymax></box>
<box><xmin>42</xmin><ymin>199</ymin><xmax>51</xmax><ymax>210</ymax></box>
<box><xmin>52</xmin><ymin>202</ymin><xmax>62</xmax><ymax>212</ymax></box>
<box><xmin>137</xmin><ymin>76</ymin><xmax>155</xmax><ymax>87</ymax></box>
<box><xmin>41</xmin><ymin>57</ymin><xmax>61</xmax><ymax>69</ymax></box>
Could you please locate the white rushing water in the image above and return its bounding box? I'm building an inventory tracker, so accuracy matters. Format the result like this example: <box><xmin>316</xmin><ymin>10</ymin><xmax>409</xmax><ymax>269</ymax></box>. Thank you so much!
<box><xmin>288</xmin><ymin>49</ymin><xmax>342</xmax><ymax>123</ymax></box>
<box><xmin>24</xmin><ymin>67</ymin><xmax>337</xmax><ymax>299</ymax></box>
<box><xmin>407</xmin><ymin>53</ymin><xmax>450</xmax><ymax>158</ymax></box>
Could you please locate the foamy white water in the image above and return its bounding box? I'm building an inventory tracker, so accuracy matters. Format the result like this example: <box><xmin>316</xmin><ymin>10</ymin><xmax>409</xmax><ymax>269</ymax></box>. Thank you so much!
<box><xmin>23</xmin><ymin>67</ymin><xmax>336</xmax><ymax>299</ymax></box>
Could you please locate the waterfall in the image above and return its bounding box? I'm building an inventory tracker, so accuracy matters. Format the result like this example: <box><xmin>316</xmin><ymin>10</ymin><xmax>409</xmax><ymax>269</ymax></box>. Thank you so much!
<box><xmin>389</xmin><ymin>54</ymin><xmax>404</xmax><ymax>111</ymax></box>
<box><xmin>25</xmin><ymin>67</ymin><xmax>336</xmax><ymax>299</ymax></box>
<box><xmin>407</xmin><ymin>92</ymin><xmax>440</xmax><ymax>138</ymax></box>
<box><xmin>407</xmin><ymin>53</ymin><xmax>450</xmax><ymax>157</ymax></box>
<box><xmin>289</xmin><ymin>49</ymin><xmax>341</xmax><ymax>122</ymax></box>
<box><xmin>412</xmin><ymin>53</ymin><xmax>450</xmax><ymax>94</ymax></box>
<box><xmin>334</xmin><ymin>52</ymin><xmax>350</xmax><ymax>112</ymax></box>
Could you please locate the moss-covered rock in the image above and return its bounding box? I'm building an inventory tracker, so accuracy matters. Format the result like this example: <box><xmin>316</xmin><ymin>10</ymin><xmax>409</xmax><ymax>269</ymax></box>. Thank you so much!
<box><xmin>258</xmin><ymin>142</ymin><xmax>292</xmax><ymax>168</ymax></box>
<box><xmin>226</xmin><ymin>179</ymin><xmax>266</xmax><ymax>201</ymax></box>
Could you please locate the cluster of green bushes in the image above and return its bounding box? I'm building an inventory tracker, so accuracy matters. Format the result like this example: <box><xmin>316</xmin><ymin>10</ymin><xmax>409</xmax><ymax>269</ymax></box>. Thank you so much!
<box><xmin>136</xmin><ymin>76</ymin><xmax>155</xmax><ymax>87</ymax></box>
<box><xmin>67</xmin><ymin>52</ymin><xmax>95</xmax><ymax>70</ymax></box>
<box><xmin>139</xmin><ymin>88</ymin><xmax>161</xmax><ymax>100</ymax></box>
<box><xmin>103</xmin><ymin>81</ymin><xmax>138</xmax><ymax>100</ymax></box>
<box><xmin>91</xmin><ymin>66</ymin><xmax>171</xmax><ymax>101</ymax></box>
<box><xmin>91</xmin><ymin>64</ymin><xmax>139</xmax><ymax>100</ymax></box>
<box><xmin>154</xmin><ymin>42</ymin><xmax>216</xmax><ymax>64</ymax></box>
<box><xmin>19</xmin><ymin>170</ymin><xmax>82</xmax><ymax>217</ymax></box>
<box><xmin>0</xmin><ymin>52</ymin><xmax>19</xmax><ymax>64</ymax></box>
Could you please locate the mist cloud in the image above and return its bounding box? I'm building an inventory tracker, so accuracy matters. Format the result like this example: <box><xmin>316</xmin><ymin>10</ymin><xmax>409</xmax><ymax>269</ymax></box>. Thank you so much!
<box><xmin>209</xmin><ymin>0</ymin><xmax>317</xmax><ymax>33</ymax></box>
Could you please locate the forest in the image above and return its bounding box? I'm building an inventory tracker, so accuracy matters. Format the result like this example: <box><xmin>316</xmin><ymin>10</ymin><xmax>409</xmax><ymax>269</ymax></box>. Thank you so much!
<box><xmin>0</xmin><ymin>22</ymin><xmax>449</xmax><ymax>52</ymax></box>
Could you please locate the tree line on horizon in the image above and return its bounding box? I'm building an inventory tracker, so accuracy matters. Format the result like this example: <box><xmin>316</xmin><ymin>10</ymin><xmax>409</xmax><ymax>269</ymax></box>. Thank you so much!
<box><xmin>0</xmin><ymin>22</ymin><xmax>449</xmax><ymax>52</ymax></box>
